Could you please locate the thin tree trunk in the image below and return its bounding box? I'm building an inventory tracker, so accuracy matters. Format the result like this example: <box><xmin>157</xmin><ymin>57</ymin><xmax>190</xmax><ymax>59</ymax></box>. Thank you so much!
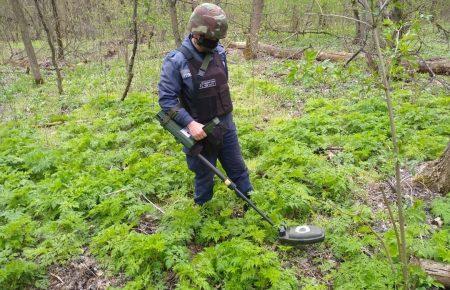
<box><xmin>156</xmin><ymin>0</ymin><xmax>166</xmax><ymax>42</ymax></box>
<box><xmin>430</xmin><ymin>0</ymin><xmax>438</xmax><ymax>24</ymax></box>
<box><xmin>290</xmin><ymin>5</ymin><xmax>300</xmax><ymax>33</ymax></box>
<box><xmin>191</xmin><ymin>0</ymin><xmax>198</xmax><ymax>11</ymax></box>
<box><xmin>34</xmin><ymin>0</ymin><xmax>63</xmax><ymax>95</ymax></box>
<box><xmin>168</xmin><ymin>0</ymin><xmax>181</xmax><ymax>47</ymax></box>
<box><xmin>121</xmin><ymin>0</ymin><xmax>139</xmax><ymax>101</ymax></box>
<box><xmin>390</xmin><ymin>0</ymin><xmax>410</xmax><ymax>47</ymax></box>
<box><xmin>50</xmin><ymin>0</ymin><xmax>64</xmax><ymax>60</ymax></box>
<box><xmin>390</xmin><ymin>0</ymin><xmax>403</xmax><ymax>24</ymax></box>
<box><xmin>368</xmin><ymin>1</ymin><xmax>409</xmax><ymax>288</ymax></box>
<box><xmin>9</xmin><ymin>0</ymin><xmax>43</xmax><ymax>84</ymax></box>
<box><xmin>244</xmin><ymin>0</ymin><xmax>264</xmax><ymax>60</ymax></box>
<box><xmin>351</xmin><ymin>0</ymin><xmax>363</xmax><ymax>45</ymax></box>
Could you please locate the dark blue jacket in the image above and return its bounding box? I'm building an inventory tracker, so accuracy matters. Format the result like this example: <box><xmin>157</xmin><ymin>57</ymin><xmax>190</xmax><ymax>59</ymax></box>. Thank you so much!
<box><xmin>157</xmin><ymin>34</ymin><xmax>228</xmax><ymax>127</ymax></box>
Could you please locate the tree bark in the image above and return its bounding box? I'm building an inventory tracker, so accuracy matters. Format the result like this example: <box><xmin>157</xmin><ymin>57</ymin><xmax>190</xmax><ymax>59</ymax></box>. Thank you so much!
<box><xmin>9</xmin><ymin>0</ymin><xmax>43</xmax><ymax>84</ymax></box>
<box><xmin>121</xmin><ymin>0</ymin><xmax>139</xmax><ymax>101</ymax></box>
<box><xmin>244</xmin><ymin>0</ymin><xmax>264</xmax><ymax>60</ymax></box>
<box><xmin>50</xmin><ymin>0</ymin><xmax>64</xmax><ymax>60</ymax></box>
<box><xmin>414</xmin><ymin>143</ymin><xmax>450</xmax><ymax>194</ymax></box>
<box><xmin>169</xmin><ymin>0</ymin><xmax>181</xmax><ymax>47</ymax></box>
<box><xmin>290</xmin><ymin>5</ymin><xmax>300</xmax><ymax>33</ymax></box>
<box><xmin>34</xmin><ymin>0</ymin><xmax>63</xmax><ymax>95</ymax></box>
<box><xmin>430</xmin><ymin>0</ymin><xmax>438</xmax><ymax>23</ymax></box>
<box><xmin>412</xmin><ymin>258</ymin><xmax>450</xmax><ymax>287</ymax></box>
<box><xmin>351</xmin><ymin>0</ymin><xmax>363</xmax><ymax>45</ymax></box>
<box><xmin>416</xmin><ymin>58</ymin><xmax>450</xmax><ymax>76</ymax></box>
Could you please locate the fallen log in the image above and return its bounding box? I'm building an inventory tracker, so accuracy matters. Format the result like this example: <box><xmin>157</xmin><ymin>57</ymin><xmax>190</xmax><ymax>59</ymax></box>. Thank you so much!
<box><xmin>412</xmin><ymin>258</ymin><xmax>450</xmax><ymax>287</ymax></box>
<box><xmin>417</xmin><ymin>58</ymin><xmax>450</xmax><ymax>76</ymax></box>
<box><xmin>38</xmin><ymin>120</ymin><xmax>65</xmax><ymax>128</ymax></box>
<box><xmin>228</xmin><ymin>41</ymin><xmax>307</xmax><ymax>59</ymax></box>
<box><xmin>226</xmin><ymin>41</ymin><xmax>450</xmax><ymax>75</ymax></box>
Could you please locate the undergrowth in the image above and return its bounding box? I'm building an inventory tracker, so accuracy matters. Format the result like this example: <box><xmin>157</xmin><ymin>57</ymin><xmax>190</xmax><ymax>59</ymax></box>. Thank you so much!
<box><xmin>0</xmin><ymin>46</ymin><xmax>448</xmax><ymax>289</ymax></box>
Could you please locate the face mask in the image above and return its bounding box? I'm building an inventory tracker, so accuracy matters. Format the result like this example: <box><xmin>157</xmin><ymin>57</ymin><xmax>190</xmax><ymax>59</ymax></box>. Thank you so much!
<box><xmin>197</xmin><ymin>36</ymin><xmax>219</xmax><ymax>51</ymax></box>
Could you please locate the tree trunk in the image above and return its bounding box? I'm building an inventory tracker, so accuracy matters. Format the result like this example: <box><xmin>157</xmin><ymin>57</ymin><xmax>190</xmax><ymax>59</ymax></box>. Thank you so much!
<box><xmin>169</xmin><ymin>0</ymin><xmax>181</xmax><ymax>47</ymax></box>
<box><xmin>244</xmin><ymin>0</ymin><xmax>264</xmax><ymax>60</ymax></box>
<box><xmin>318</xmin><ymin>2</ymin><xmax>327</xmax><ymax>29</ymax></box>
<box><xmin>430</xmin><ymin>0</ymin><xmax>439</xmax><ymax>24</ymax></box>
<box><xmin>34</xmin><ymin>0</ymin><xmax>63</xmax><ymax>95</ymax></box>
<box><xmin>390</xmin><ymin>0</ymin><xmax>410</xmax><ymax>45</ymax></box>
<box><xmin>414</xmin><ymin>143</ymin><xmax>450</xmax><ymax>194</ymax></box>
<box><xmin>121</xmin><ymin>0</ymin><xmax>139</xmax><ymax>101</ymax></box>
<box><xmin>155</xmin><ymin>0</ymin><xmax>166</xmax><ymax>42</ymax></box>
<box><xmin>9</xmin><ymin>0</ymin><xmax>43</xmax><ymax>84</ymax></box>
<box><xmin>50</xmin><ymin>0</ymin><xmax>64</xmax><ymax>60</ymax></box>
<box><xmin>191</xmin><ymin>0</ymin><xmax>198</xmax><ymax>11</ymax></box>
<box><xmin>351</xmin><ymin>0</ymin><xmax>364</xmax><ymax>45</ymax></box>
<box><xmin>290</xmin><ymin>5</ymin><xmax>299</xmax><ymax>33</ymax></box>
<box><xmin>390</xmin><ymin>0</ymin><xmax>404</xmax><ymax>24</ymax></box>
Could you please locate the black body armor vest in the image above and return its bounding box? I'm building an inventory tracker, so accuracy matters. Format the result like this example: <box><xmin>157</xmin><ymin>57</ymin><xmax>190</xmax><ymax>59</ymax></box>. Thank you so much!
<box><xmin>177</xmin><ymin>45</ymin><xmax>233</xmax><ymax>123</ymax></box>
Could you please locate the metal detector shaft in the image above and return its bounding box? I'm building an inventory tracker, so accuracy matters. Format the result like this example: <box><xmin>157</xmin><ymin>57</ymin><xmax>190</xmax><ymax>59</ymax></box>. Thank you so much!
<box><xmin>196</xmin><ymin>154</ymin><xmax>275</xmax><ymax>227</ymax></box>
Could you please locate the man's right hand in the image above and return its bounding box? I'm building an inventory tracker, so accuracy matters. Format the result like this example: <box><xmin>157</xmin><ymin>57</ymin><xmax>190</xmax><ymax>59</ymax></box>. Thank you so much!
<box><xmin>187</xmin><ymin>120</ymin><xmax>207</xmax><ymax>141</ymax></box>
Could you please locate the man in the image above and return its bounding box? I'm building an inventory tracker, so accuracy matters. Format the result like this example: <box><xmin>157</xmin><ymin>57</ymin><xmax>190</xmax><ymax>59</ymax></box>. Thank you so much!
<box><xmin>158</xmin><ymin>3</ymin><xmax>253</xmax><ymax>206</ymax></box>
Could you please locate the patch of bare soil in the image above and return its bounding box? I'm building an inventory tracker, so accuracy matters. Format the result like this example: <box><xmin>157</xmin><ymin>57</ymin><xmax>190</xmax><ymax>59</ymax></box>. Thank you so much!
<box><xmin>187</xmin><ymin>242</ymin><xmax>204</xmax><ymax>257</ymax></box>
<box><xmin>363</xmin><ymin>165</ymin><xmax>444</xmax><ymax>232</ymax></box>
<box><xmin>365</xmin><ymin>167</ymin><xmax>441</xmax><ymax>211</ymax></box>
<box><xmin>164</xmin><ymin>269</ymin><xmax>178</xmax><ymax>290</ymax></box>
<box><xmin>280</xmin><ymin>246</ymin><xmax>334</xmax><ymax>288</ymax></box>
<box><xmin>314</xmin><ymin>146</ymin><xmax>344</xmax><ymax>161</ymax></box>
<box><xmin>48</xmin><ymin>248</ymin><xmax>126</xmax><ymax>290</ymax></box>
<box><xmin>133</xmin><ymin>213</ymin><xmax>159</xmax><ymax>235</ymax></box>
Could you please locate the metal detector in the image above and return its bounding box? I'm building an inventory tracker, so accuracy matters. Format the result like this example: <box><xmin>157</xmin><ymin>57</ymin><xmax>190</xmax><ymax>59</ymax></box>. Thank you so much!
<box><xmin>156</xmin><ymin>111</ymin><xmax>325</xmax><ymax>245</ymax></box>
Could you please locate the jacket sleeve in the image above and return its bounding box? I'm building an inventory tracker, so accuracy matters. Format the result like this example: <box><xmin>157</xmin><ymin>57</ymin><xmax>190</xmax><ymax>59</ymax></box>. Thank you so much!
<box><xmin>218</xmin><ymin>44</ymin><xmax>228</xmax><ymax>80</ymax></box>
<box><xmin>223</xmin><ymin>52</ymin><xmax>229</xmax><ymax>80</ymax></box>
<box><xmin>158</xmin><ymin>54</ymin><xmax>194</xmax><ymax>127</ymax></box>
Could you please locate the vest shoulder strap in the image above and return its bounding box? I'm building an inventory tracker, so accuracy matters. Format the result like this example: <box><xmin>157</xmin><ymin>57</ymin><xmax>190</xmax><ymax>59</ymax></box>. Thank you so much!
<box><xmin>176</xmin><ymin>45</ymin><xmax>194</xmax><ymax>61</ymax></box>
<box><xmin>198</xmin><ymin>53</ymin><xmax>212</xmax><ymax>77</ymax></box>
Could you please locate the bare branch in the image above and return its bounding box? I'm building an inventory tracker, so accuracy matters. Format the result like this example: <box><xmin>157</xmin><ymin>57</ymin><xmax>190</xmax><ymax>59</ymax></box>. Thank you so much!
<box><xmin>140</xmin><ymin>193</ymin><xmax>165</xmax><ymax>214</ymax></box>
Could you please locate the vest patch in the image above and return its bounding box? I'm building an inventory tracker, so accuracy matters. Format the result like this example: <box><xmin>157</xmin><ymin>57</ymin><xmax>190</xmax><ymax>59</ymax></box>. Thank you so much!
<box><xmin>180</xmin><ymin>69</ymin><xmax>191</xmax><ymax>79</ymax></box>
<box><xmin>199</xmin><ymin>79</ymin><xmax>216</xmax><ymax>89</ymax></box>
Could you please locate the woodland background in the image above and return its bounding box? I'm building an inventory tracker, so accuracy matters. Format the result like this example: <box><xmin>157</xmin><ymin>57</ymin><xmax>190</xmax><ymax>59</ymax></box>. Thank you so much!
<box><xmin>0</xmin><ymin>0</ymin><xmax>449</xmax><ymax>289</ymax></box>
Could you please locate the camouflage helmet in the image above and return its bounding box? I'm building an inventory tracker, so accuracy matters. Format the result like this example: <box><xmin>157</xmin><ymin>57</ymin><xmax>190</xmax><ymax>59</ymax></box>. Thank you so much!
<box><xmin>187</xmin><ymin>3</ymin><xmax>228</xmax><ymax>39</ymax></box>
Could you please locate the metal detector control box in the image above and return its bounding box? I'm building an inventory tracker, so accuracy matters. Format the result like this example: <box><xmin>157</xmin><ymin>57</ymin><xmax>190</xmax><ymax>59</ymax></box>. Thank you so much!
<box><xmin>156</xmin><ymin>111</ymin><xmax>220</xmax><ymax>149</ymax></box>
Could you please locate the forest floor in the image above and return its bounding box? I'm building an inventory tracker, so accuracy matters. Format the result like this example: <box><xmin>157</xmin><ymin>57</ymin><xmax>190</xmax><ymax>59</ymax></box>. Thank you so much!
<box><xmin>0</xmin><ymin>39</ymin><xmax>449</xmax><ymax>289</ymax></box>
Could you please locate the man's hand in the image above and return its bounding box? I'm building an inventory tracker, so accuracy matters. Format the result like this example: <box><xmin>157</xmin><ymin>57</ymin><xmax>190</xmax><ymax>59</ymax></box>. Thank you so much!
<box><xmin>187</xmin><ymin>120</ymin><xmax>207</xmax><ymax>141</ymax></box>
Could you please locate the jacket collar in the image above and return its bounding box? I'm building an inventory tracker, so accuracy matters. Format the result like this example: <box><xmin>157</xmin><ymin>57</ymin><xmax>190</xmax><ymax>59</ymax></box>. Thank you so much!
<box><xmin>181</xmin><ymin>34</ymin><xmax>218</xmax><ymax>61</ymax></box>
